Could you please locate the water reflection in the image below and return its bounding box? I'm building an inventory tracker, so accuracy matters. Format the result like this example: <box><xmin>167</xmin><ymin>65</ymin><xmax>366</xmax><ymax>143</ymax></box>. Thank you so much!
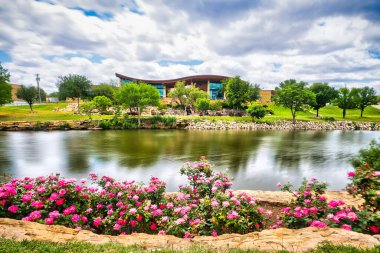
<box><xmin>0</xmin><ymin>130</ymin><xmax>379</xmax><ymax>191</ymax></box>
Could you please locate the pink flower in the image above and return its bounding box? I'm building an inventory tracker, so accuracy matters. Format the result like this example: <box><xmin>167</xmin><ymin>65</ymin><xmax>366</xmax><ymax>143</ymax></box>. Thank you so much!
<box><xmin>21</xmin><ymin>194</ymin><xmax>31</xmax><ymax>202</ymax></box>
<box><xmin>222</xmin><ymin>201</ymin><xmax>230</xmax><ymax>207</ymax></box>
<box><xmin>130</xmin><ymin>220</ymin><xmax>137</xmax><ymax>227</ymax></box>
<box><xmin>370</xmin><ymin>225</ymin><xmax>379</xmax><ymax>234</ymax></box>
<box><xmin>113</xmin><ymin>223</ymin><xmax>121</xmax><ymax>231</ymax></box>
<box><xmin>129</xmin><ymin>208</ymin><xmax>137</xmax><ymax>215</ymax></box>
<box><xmin>59</xmin><ymin>189</ymin><xmax>66</xmax><ymax>196</ymax></box>
<box><xmin>310</xmin><ymin>220</ymin><xmax>327</xmax><ymax>228</ymax></box>
<box><xmin>347</xmin><ymin>212</ymin><xmax>358</xmax><ymax>221</ymax></box>
<box><xmin>373</xmin><ymin>171</ymin><xmax>380</xmax><ymax>177</ymax></box>
<box><xmin>347</xmin><ymin>171</ymin><xmax>355</xmax><ymax>177</ymax></box>
<box><xmin>158</xmin><ymin>230</ymin><xmax>166</xmax><ymax>235</ymax></box>
<box><xmin>50</xmin><ymin>193</ymin><xmax>59</xmax><ymax>200</ymax></box>
<box><xmin>8</xmin><ymin>205</ymin><xmax>19</xmax><ymax>213</ymax></box>
<box><xmin>93</xmin><ymin>218</ymin><xmax>102</xmax><ymax>227</ymax></box>
<box><xmin>276</xmin><ymin>182</ymin><xmax>282</xmax><ymax>188</ymax></box>
<box><xmin>31</xmin><ymin>201</ymin><xmax>44</xmax><ymax>209</ymax></box>
<box><xmin>161</xmin><ymin>216</ymin><xmax>168</xmax><ymax>222</ymax></box>
<box><xmin>45</xmin><ymin>218</ymin><xmax>54</xmax><ymax>225</ymax></box>
<box><xmin>318</xmin><ymin>196</ymin><xmax>326</xmax><ymax>201</ymax></box>
<box><xmin>72</xmin><ymin>214</ymin><xmax>80</xmax><ymax>223</ymax></box>
<box><xmin>211</xmin><ymin>230</ymin><xmax>218</xmax><ymax>237</ymax></box>
<box><xmin>342</xmin><ymin>224</ymin><xmax>352</xmax><ymax>231</ymax></box>
<box><xmin>23</xmin><ymin>184</ymin><xmax>33</xmax><ymax>190</ymax></box>
<box><xmin>49</xmin><ymin>211</ymin><xmax>60</xmax><ymax>219</ymax></box>
<box><xmin>29</xmin><ymin>211</ymin><xmax>41</xmax><ymax>221</ymax></box>
<box><xmin>81</xmin><ymin>216</ymin><xmax>88</xmax><ymax>223</ymax></box>
<box><xmin>56</xmin><ymin>198</ymin><xmax>64</xmax><ymax>206</ymax></box>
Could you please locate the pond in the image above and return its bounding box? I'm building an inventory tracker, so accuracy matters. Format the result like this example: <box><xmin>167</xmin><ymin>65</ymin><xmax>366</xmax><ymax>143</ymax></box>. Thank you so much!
<box><xmin>0</xmin><ymin>130</ymin><xmax>379</xmax><ymax>191</ymax></box>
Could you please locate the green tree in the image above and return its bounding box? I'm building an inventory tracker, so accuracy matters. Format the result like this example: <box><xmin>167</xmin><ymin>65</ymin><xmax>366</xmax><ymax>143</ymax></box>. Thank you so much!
<box><xmin>168</xmin><ymin>81</ymin><xmax>208</xmax><ymax>113</ymax></box>
<box><xmin>114</xmin><ymin>82</ymin><xmax>160</xmax><ymax>126</ymax></box>
<box><xmin>195</xmin><ymin>98</ymin><xmax>210</xmax><ymax>115</ymax></box>
<box><xmin>16</xmin><ymin>85</ymin><xmax>38</xmax><ymax>111</ymax></box>
<box><xmin>90</xmin><ymin>83</ymin><xmax>115</xmax><ymax>100</ymax></box>
<box><xmin>246</xmin><ymin>104</ymin><xmax>266</xmax><ymax>121</ymax></box>
<box><xmin>81</xmin><ymin>101</ymin><xmax>96</xmax><ymax>120</ymax></box>
<box><xmin>92</xmin><ymin>95</ymin><xmax>112</xmax><ymax>114</ymax></box>
<box><xmin>223</xmin><ymin>76</ymin><xmax>260</xmax><ymax>111</ymax></box>
<box><xmin>273</xmin><ymin>79</ymin><xmax>316</xmax><ymax>123</ymax></box>
<box><xmin>309</xmin><ymin>82</ymin><xmax>338</xmax><ymax>117</ymax></box>
<box><xmin>57</xmin><ymin>74</ymin><xmax>92</xmax><ymax>113</ymax></box>
<box><xmin>0</xmin><ymin>62</ymin><xmax>12</xmax><ymax>106</ymax></box>
<box><xmin>356</xmin><ymin>86</ymin><xmax>377</xmax><ymax>118</ymax></box>
<box><xmin>334</xmin><ymin>87</ymin><xmax>358</xmax><ymax>119</ymax></box>
<box><xmin>351</xmin><ymin>139</ymin><xmax>380</xmax><ymax>170</ymax></box>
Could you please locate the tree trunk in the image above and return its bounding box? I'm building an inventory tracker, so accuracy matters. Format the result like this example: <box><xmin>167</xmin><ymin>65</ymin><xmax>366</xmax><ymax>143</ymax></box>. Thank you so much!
<box><xmin>77</xmin><ymin>97</ymin><xmax>80</xmax><ymax>114</ymax></box>
<box><xmin>360</xmin><ymin>108</ymin><xmax>364</xmax><ymax>118</ymax></box>
<box><xmin>343</xmin><ymin>108</ymin><xmax>346</xmax><ymax>119</ymax></box>
<box><xmin>291</xmin><ymin>109</ymin><xmax>296</xmax><ymax>124</ymax></box>
<box><xmin>138</xmin><ymin>107</ymin><xmax>141</xmax><ymax>127</ymax></box>
<box><xmin>28</xmin><ymin>102</ymin><xmax>33</xmax><ymax>112</ymax></box>
<box><xmin>316</xmin><ymin>109</ymin><xmax>319</xmax><ymax>118</ymax></box>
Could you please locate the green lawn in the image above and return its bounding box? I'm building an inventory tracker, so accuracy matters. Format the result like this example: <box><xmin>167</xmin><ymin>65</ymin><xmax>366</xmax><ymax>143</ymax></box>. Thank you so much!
<box><xmin>0</xmin><ymin>103</ymin><xmax>379</xmax><ymax>123</ymax></box>
<box><xmin>0</xmin><ymin>239</ymin><xmax>379</xmax><ymax>253</ymax></box>
<box><xmin>0</xmin><ymin>103</ymin><xmax>109</xmax><ymax>122</ymax></box>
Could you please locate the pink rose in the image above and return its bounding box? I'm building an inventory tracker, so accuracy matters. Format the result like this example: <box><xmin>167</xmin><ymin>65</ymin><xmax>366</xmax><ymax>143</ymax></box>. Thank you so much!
<box><xmin>342</xmin><ymin>224</ymin><xmax>352</xmax><ymax>231</ymax></box>
<box><xmin>8</xmin><ymin>205</ymin><xmax>19</xmax><ymax>213</ymax></box>
<box><xmin>45</xmin><ymin>218</ymin><xmax>54</xmax><ymax>225</ymax></box>
<box><xmin>347</xmin><ymin>171</ymin><xmax>355</xmax><ymax>177</ymax></box>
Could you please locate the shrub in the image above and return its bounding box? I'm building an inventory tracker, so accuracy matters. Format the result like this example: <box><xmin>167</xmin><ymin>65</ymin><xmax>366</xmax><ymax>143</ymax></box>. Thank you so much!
<box><xmin>92</xmin><ymin>96</ymin><xmax>112</xmax><ymax>114</ymax></box>
<box><xmin>195</xmin><ymin>98</ymin><xmax>210</xmax><ymax>115</ymax></box>
<box><xmin>246</xmin><ymin>104</ymin><xmax>266</xmax><ymax>121</ymax></box>
<box><xmin>209</xmin><ymin>101</ymin><xmax>223</xmax><ymax>111</ymax></box>
<box><xmin>81</xmin><ymin>102</ymin><xmax>96</xmax><ymax>120</ymax></box>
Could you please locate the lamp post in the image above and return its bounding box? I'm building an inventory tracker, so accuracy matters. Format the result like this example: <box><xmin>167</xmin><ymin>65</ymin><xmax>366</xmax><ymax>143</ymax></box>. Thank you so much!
<box><xmin>36</xmin><ymin>74</ymin><xmax>41</xmax><ymax>103</ymax></box>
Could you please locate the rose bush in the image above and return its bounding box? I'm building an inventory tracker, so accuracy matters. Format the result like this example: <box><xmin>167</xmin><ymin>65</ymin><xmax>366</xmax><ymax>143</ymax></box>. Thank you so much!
<box><xmin>277</xmin><ymin>177</ymin><xmax>379</xmax><ymax>234</ymax></box>
<box><xmin>0</xmin><ymin>158</ymin><xmax>265</xmax><ymax>238</ymax></box>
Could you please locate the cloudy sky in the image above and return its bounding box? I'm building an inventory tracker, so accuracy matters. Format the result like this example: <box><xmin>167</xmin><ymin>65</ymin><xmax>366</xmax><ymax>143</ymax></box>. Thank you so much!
<box><xmin>1</xmin><ymin>0</ymin><xmax>380</xmax><ymax>93</ymax></box>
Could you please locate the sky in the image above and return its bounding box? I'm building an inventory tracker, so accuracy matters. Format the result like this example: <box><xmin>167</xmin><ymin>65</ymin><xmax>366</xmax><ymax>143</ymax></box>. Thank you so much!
<box><xmin>0</xmin><ymin>0</ymin><xmax>380</xmax><ymax>93</ymax></box>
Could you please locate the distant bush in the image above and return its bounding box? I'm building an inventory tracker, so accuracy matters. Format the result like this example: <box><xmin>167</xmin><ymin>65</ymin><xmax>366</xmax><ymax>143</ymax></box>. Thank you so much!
<box><xmin>246</xmin><ymin>104</ymin><xmax>266</xmax><ymax>121</ymax></box>
<box><xmin>195</xmin><ymin>98</ymin><xmax>210</xmax><ymax>115</ymax></box>
<box><xmin>92</xmin><ymin>96</ymin><xmax>112</xmax><ymax>114</ymax></box>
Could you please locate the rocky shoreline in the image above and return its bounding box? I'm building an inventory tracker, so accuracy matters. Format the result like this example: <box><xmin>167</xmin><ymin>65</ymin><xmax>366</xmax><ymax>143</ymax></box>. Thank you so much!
<box><xmin>0</xmin><ymin>119</ymin><xmax>379</xmax><ymax>131</ymax></box>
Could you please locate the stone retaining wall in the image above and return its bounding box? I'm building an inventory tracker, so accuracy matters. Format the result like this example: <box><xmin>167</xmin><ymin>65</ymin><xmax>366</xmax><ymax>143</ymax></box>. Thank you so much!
<box><xmin>0</xmin><ymin>119</ymin><xmax>379</xmax><ymax>131</ymax></box>
<box><xmin>0</xmin><ymin>218</ymin><xmax>379</xmax><ymax>252</ymax></box>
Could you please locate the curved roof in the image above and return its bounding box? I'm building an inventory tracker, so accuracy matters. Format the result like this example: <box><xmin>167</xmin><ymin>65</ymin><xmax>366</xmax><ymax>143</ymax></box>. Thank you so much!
<box><xmin>115</xmin><ymin>73</ymin><xmax>229</xmax><ymax>84</ymax></box>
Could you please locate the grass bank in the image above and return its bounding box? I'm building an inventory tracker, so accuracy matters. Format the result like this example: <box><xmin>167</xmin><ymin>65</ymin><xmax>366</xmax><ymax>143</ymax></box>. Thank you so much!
<box><xmin>0</xmin><ymin>103</ymin><xmax>379</xmax><ymax>123</ymax></box>
<box><xmin>0</xmin><ymin>239</ymin><xmax>379</xmax><ymax>253</ymax></box>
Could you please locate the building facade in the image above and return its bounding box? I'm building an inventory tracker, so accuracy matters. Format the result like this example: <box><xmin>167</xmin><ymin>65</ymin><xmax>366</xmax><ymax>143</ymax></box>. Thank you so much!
<box><xmin>115</xmin><ymin>73</ymin><xmax>228</xmax><ymax>100</ymax></box>
<box><xmin>115</xmin><ymin>73</ymin><xmax>275</xmax><ymax>103</ymax></box>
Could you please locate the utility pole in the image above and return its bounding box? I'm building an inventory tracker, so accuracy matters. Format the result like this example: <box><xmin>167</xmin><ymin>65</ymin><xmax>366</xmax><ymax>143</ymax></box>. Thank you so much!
<box><xmin>36</xmin><ymin>74</ymin><xmax>41</xmax><ymax>103</ymax></box>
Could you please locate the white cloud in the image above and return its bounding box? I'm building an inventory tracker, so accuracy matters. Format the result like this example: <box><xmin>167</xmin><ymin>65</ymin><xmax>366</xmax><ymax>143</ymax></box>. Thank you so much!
<box><xmin>0</xmin><ymin>0</ymin><xmax>379</xmax><ymax>93</ymax></box>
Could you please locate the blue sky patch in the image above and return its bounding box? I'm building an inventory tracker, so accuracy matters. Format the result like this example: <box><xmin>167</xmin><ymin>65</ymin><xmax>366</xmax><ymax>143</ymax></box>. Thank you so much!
<box><xmin>157</xmin><ymin>59</ymin><xmax>204</xmax><ymax>67</ymax></box>
<box><xmin>70</xmin><ymin>7</ymin><xmax>113</xmax><ymax>20</ymax></box>
<box><xmin>318</xmin><ymin>21</ymin><xmax>326</xmax><ymax>26</ymax></box>
<box><xmin>0</xmin><ymin>50</ymin><xmax>11</xmax><ymax>62</ymax></box>
<box><xmin>272</xmin><ymin>63</ymin><xmax>282</xmax><ymax>72</ymax></box>
<box><xmin>368</xmin><ymin>50</ymin><xmax>380</xmax><ymax>59</ymax></box>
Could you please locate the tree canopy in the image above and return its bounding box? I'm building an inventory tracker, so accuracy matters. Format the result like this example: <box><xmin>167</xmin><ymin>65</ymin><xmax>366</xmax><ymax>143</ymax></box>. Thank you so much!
<box><xmin>356</xmin><ymin>86</ymin><xmax>377</xmax><ymax>117</ymax></box>
<box><xmin>57</xmin><ymin>74</ymin><xmax>92</xmax><ymax>113</ymax></box>
<box><xmin>90</xmin><ymin>83</ymin><xmax>115</xmax><ymax>100</ymax></box>
<box><xmin>223</xmin><ymin>76</ymin><xmax>260</xmax><ymax>110</ymax></box>
<box><xmin>16</xmin><ymin>85</ymin><xmax>38</xmax><ymax>111</ymax></box>
<box><xmin>114</xmin><ymin>82</ymin><xmax>160</xmax><ymax>125</ymax></box>
<box><xmin>168</xmin><ymin>81</ymin><xmax>208</xmax><ymax>113</ymax></box>
<box><xmin>0</xmin><ymin>62</ymin><xmax>12</xmax><ymax>106</ymax></box>
<box><xmin>309</xmin><ymin>82</ymin><xmax>338</xmax><ymax>117</ymax></box>
<box><xmin>273</xmin><ymin>79</ymin><xmax>316</xmax><ymax>123</ymax></box>
<box><xmin>334</xmin><ymin>87</ymin><xmax>358</xmax><ymax>119</ymax></box>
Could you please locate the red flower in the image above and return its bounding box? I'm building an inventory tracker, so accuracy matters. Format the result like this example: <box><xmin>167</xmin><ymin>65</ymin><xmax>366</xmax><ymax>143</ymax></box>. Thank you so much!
<box><xmin>150</xmin><ymin>223</ymin><xmax>157</xmax><ymax>230</ymax></box>
<box><xmin>56</xmin><ymin>199</ymin><xmax>64</xmax><ymax>206</ymax></box>
<box><xmin>137</xmin><ymin>214</ymin><xmax>143</xmax><ymax>222</ymax></box>
<box><xmin>370</xmin><ymin>225</ymin><xmax>379</xmax><ymax>234</ymax></box>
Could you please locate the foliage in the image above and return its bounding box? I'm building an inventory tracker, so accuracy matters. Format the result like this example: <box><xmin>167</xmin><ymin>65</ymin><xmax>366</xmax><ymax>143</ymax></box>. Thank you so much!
<box><xmin>0</xmin><ymin>83</ymin><xmax>12</xmax><ymax>106</ymax></box>
<box><xmin>0</xmin><ymin>158</ymin><xmax>264</xmax><ymax>238</ymax></box>
<box><xmin>278</xmin><ymin>178</ymin><xmax>379</xmax><ymax>234</ymax></box>
<box><xmin>309</xmin><ymin>83</ymin><xmax>338</xmax><ymax>117</ymax></box>
<box><xmin>57</xmin><ymin>74</ymin><xmax>92</xmax><ymax>113</ymax></box>
<box><xmin>114</xmin><ymin>82</ymin><xmax>160</xmax><ymax>126</ymax></box>
<box><xmin>334</xmin><ymin>87</ymin><xmax>358</xmax><ymax>119</ymax></box>
<box><xmin>347</xmin><ymin>140</ymin><xmax>380</xmax><ymax>212</ymax></box>
<box><xmin>90</xmin><ymin>83</ymin><xmax>115</xmax><ymax>101</ymax></box>
<box><xmin>356</xmin><ymin>87</ymin><xmax>377</xmax><ymax>118</ymax></box>
<box><xmin>195</xmin><ymin>98</ymin><xmax>210</xmax><ymax>114</ymax></box>
<box><xmin>169</xmin><ymin>82</ymin><xmax>208</xmax><ymax>113</ymax></box>
<box><xmin>209</xmin><ymin>101</ymin><xmax>223</xmax><ymax>111</ymax></box>
<box><xmin>0</xmin><ymin>62</ymin><xmax>12</xmax><ymax>106</ymax></box>
<box><xmin>16</xmin><ymin>85</ymin><xmax>38</xmax><ymax>111</ymax></box>
<box><xmin>92</xmin><ymin>96</ymin><xmax>112</xmax><ymax>114</ymax></box>
<box><xmin>48</xmin><ymin>91</ymin><xmax>59</xmax><ymax>98</ymax></box>
<box><xmin>273</xmin><ymin>79</ymin><xmax>316</xmax><ymax>123</ymax></box>
<box><xmin>246</xmin><ymin>104</ymin><xmax>266</xmax><ymax>121</ymax></box>
<box><xmin>223</xmin><ymin>76</ymin><xmax>260</xmax><ymax>110</ymax></box>
<box><xmin>81</xmin><ymin>102</ymin><xmax>96</xmax><ymax>120</ymax></box>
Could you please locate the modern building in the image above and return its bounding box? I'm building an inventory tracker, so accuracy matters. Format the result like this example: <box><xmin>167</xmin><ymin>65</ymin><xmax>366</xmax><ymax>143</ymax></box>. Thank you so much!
<box><xmin>115</xmin><ymin>73</ymin><xmax>228</xmax><ymax>100</ymax></box>
<box><xmin>115</xmin><ymin>73</ymin><xmax>275</xmax><ymax>103</ymax></box>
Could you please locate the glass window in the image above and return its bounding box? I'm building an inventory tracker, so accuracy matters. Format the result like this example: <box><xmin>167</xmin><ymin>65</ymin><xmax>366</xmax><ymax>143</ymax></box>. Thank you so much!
<box><xmin>209</xmin><ymin>82</ymin><xmax>223</xmax><ymax>100</ymax></box>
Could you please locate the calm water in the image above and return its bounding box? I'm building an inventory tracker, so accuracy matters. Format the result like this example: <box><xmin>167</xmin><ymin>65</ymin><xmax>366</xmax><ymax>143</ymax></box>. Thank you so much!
<box><xmin>0</xmin><ymin>130</ymin><xmax>379</xmax><ymax>191</ymax></box>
